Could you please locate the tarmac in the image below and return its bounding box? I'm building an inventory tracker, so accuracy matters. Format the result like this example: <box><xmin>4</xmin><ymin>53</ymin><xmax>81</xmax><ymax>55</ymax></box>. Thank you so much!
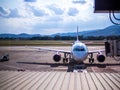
<box><xmin>0</xmin><ymin>71</ymin><xmax>120</xmax><ymax>90</ymax></box>
<box><xmin>0</xmin><ymin>46</ymin><xmax>120</xmax><ymax>90</ymax></box>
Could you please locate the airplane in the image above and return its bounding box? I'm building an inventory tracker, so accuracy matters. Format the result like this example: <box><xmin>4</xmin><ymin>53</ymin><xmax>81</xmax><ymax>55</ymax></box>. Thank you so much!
<box><xmin>35</xmin><ymin>26</ymin><xmax>105</xmax><ymax>66</ymax></box>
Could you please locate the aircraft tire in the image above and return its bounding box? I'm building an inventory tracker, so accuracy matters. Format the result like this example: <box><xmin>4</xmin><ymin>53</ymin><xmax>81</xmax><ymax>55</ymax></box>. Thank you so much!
<box><xmin>89</xmin><ymin>58</ymin><xmax>94</xmax><ymax>64</ymax></box>
<box><xmin>67</xmin><ymin>65</ymin><xmax>73</xmax><ymax>72</ymax></box>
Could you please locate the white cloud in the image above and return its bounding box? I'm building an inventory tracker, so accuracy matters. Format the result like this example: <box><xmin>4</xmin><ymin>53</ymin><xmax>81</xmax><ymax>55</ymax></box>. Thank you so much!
<box><xmin>7</xmin><ymin>8</ymin><xmax>20</xmax><ymax>18</ymax></box>
<box><xmin>72</xmin><ymin>0</ymin><xmax>86</xmax><ymax>4</ymax></box>
<box><xmin>0</xmin><ymin>6</ymin><xmax>8</xmax><ymax>16</ymax></box>
<box><xmin>29</xmin><ymin>6</ymin><xmax>48</xmax><ymax>17</ymax></box>
<box><xmin>0</xmin><ymin>0</ymin><xmax>114</xmax><ymax>34</ymax></box>
<box><xmin>0</xmin><ymin>7</ymin><xmax>21</xmax><ymax>18</ymax></box>
<box><xmin>46</xmin><ymin>16</ymin><xmax>63</xmax><ymax>22</ymax></box>
<box><xmin>24</xmin><ymin>0</ymin><xmax>36</xmax><ymax>2</ymax></box>
<box><xmin>47</xmin><ymin>4</ymin><xmax>64</xmax><ymax>15</ymax></box>
<box><xmin>68</xmin><ymin>8</ymin><xmax>79</xmax><ymax>16</ymax></box>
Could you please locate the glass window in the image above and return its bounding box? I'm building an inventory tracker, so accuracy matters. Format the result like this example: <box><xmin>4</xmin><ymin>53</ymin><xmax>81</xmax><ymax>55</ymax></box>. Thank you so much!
<box><xmin>73</xmin><ymin>46</ymin><xmax>85</xmax><ymax>51</ymax></box>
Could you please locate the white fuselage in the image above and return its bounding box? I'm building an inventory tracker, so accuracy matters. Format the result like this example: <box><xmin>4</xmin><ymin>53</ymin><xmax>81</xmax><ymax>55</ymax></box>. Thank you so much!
<box><xmin>71</xmin><ymin>41</ymin><xmax>88</xmax><ymax>62</ymax></box>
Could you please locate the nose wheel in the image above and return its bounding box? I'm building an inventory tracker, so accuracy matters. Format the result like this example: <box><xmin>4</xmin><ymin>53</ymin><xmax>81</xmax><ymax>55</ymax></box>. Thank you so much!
<box><xmin>67</xmin><ymin>62</ymin><xmax>87</xmax><ymax>72</ymax></box>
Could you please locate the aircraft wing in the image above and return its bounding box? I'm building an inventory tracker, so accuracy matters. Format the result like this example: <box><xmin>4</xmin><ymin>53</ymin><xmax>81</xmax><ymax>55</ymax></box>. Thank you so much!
<box><xmin>29</xmin><ymin>47</ymin><xmax>71</xmax><ymax>54</ymax></box>
<box><xmin>39</xmin><ymin>48</ymin><xmax>71</xmax><ymax>54</ymax></box>
<box><xmin>88</xmin><ymin>49</ymin><xmax>105</xmax><ymax>54</ymax></box>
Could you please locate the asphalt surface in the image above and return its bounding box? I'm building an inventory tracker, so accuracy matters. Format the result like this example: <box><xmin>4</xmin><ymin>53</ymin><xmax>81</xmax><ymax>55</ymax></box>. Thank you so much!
<box><xmin>0</xmin><ymin>46</ymin><xmax>120</xmax><ymax>73</ymax></box>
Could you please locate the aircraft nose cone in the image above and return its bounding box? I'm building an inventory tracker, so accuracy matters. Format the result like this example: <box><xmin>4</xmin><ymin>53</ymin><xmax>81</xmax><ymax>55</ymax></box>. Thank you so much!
<box><xmin>72</xmin><ymin>52</ymin><xmax>88</xmax><ymax>62</ymax></box>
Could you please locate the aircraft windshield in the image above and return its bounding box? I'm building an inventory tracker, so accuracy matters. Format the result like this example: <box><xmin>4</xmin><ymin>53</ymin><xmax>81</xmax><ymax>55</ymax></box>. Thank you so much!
<box><xmin>73</xmin><ymin>46</ymin><xmax>85</xmax><ymax>51</ymax></box>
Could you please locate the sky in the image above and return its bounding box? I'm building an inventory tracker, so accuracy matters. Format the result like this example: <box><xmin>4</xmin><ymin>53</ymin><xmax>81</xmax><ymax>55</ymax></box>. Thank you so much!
<box><xmin>0</xmin><ymin>0</ymin><xmax>116</xmax><ymax>35</ymax></box>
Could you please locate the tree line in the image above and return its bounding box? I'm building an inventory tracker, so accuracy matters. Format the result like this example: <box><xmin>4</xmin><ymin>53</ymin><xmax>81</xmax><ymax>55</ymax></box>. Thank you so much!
<box><xmin>0</xmin><ymin>35</ymin><xmax>120</xmax><ymax>40</ymax></box>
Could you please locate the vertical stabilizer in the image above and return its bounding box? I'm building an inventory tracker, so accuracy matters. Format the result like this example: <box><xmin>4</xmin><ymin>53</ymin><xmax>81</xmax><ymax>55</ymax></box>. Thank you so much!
<box><xmin>76</xmin><ymin>26</ymin><xmax>79</xmax><ymax>41</ymax></box>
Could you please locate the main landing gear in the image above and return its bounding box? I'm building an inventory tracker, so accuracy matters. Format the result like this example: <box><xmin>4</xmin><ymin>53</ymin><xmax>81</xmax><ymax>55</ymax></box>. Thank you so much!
<box><xmin>63</xmin><ymin>53</ymin><xmax>70</xmax><ymax>63</ymax></box>
<box><xmin>89</xmin><ymin>53</ymin><xmax>94</xmax><ymax>63</ymax></box>
<box><xmin>63</xmin><ymin>58</ymin><xmax>68</xmax><ymax>63</ymax></box>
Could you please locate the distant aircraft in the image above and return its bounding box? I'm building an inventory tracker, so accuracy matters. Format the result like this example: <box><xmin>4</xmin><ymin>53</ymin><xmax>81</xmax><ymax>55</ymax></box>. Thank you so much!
<box><xmin>35</xmin><ymin>26</ymin><xmax>105</xmax><ymax>65</ymax></box>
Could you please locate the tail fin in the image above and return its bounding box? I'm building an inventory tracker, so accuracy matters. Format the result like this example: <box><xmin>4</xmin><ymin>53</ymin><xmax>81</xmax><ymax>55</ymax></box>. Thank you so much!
<box><xmin>76</xmin><ymin>26</ymin><xmax>79</xmax><ymax>41</ymax></box>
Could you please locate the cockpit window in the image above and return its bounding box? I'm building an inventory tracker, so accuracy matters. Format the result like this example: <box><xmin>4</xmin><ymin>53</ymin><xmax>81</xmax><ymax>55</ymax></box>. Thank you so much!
<box><xmin>73</xmin><ymin>46</ymin><xmax>85</xmax><ymax>51</ymax></box>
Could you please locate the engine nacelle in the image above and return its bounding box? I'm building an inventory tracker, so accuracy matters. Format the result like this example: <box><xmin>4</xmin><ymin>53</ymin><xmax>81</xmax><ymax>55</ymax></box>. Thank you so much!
<box><xmin>97</xmin><ymin>54</ymin><xmax>105</xmax><ymax>62</ymax></box>
<box><xmin>53</xmin><ymin>54</ymin><xmax>61</xmax><ymax>62</ymax></box>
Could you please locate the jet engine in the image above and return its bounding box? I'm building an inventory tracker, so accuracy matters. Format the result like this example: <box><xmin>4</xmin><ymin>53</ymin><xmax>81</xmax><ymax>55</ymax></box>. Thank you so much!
<box><xmin>97</xmin><ymin>53</ymin><xmax>105</xmax><ymax>62</ymax></box>
<box><xmin>53</xmin><ymin>54</ymin><xmax>61</xmax><ymax>62</ymax></box>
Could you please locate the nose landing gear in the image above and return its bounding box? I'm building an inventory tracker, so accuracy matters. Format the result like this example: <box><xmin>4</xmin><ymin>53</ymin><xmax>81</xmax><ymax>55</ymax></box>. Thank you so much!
<box><xmin>67</xmin><ymin>60</ymin><xmax>87</xmax><ymax>72</ymax></box>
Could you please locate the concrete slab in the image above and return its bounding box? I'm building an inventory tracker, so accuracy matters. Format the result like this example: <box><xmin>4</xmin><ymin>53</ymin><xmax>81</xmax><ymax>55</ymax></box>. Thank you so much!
<box><xmin>0</xmin><ymin>71</ymin><xmax>120</xmax><ymax>90</ymax></box>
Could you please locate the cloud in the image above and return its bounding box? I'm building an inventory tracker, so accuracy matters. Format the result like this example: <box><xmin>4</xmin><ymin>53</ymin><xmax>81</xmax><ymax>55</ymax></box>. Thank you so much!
<box><xmin>27</xmin><ymin>5</ymin><xmax>48</xmax><ymax>17</ymax></box>
<box><xmin>24</xmin><ymin>0</ymin><xmax>36</xmax><ymax>2</ymax></box>
<box><xmin>72</xmin><ymin>0</ymin><xmax>86</xmax><ymax>4</ymax></box>
<box><xmin>47</xmin><ymin>16</ymin><xmax>63</xmax><ymax>22</ymax></box>
<box><xmin>0</xmin><ymin>6</ymin><xmax>20</xmax><ymax>18</ymax></box>
<box><xmin>0</xmin><ymin>18</ymin><xmax>36</xmax><ymax>34</ymax></box>
<box><xmin>32</xmin><ymin>8</ymin><xmax>47</xmax><ymax>17</ymax></box>
<box><xmin>68</xmin><ymin>8</ymin><xmax>79</xmax><ymax>16</ymax></box>
<box><xmin>0</xmin><ymin>0</ymin><xmax>113</xmax><ymax>35</ymax></box>
<box><xmin>32</xmin><ymin>21</ymin><xmax>68</xmax><ymax>35</ymax></box>
<box><xmin>0</xmin><ymin>6</ymin><xmax>9</xmax><ymax>16</ymax></box>
<box><xmin>6</xmin><ymin>8</ymin><xmax>20</xmax><ymax>18</ymax></box>
<box><xmin>47</xmin><ymin>4</ymin><xmax>64</xmax><ymax>15</ymax></box>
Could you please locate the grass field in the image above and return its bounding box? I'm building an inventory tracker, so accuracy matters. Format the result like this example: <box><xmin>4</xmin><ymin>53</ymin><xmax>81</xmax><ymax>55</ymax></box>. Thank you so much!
<box><xmin>0</xmin><ymin>40</ymin><xmax>105</xmax><ymax>46</ymax></box>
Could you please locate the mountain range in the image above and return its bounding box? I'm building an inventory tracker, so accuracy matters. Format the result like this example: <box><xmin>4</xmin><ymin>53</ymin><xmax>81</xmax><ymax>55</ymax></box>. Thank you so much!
<box><xmin>0</xmin><ymin>33</ymin><xmax>41</xmax><ymax>38</ymax></box>
<box><xmin>0</xmin><ymin>25</ymin><xmax>120</xmax><ymax>38</ymax></box>
<box><xmin>52</xmin><ymin>25</ymin><xmax>120</xmax><ymax>37</ymax></box>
